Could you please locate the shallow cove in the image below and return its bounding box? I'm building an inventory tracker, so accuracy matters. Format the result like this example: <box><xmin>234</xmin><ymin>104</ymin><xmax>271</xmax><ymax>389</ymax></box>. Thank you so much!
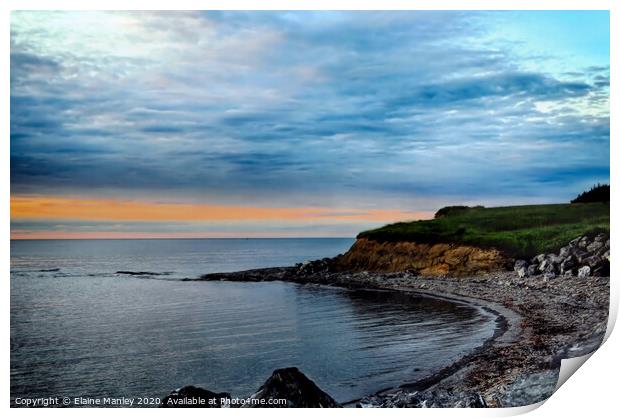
<box><xmin>11</xmin><ymin>239</ymin><xmax>497</xmax><ymax>405</ymax></box>
<box><xmin>11</xmin><ymin>280</ymin><xmax>496</xmax><ymax>405</ymax></box>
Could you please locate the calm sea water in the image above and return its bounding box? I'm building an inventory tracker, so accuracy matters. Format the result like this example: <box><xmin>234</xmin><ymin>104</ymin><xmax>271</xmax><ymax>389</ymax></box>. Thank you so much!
<box><xmin>11</xmin><ymin>238</ymin><xmax>496</xmax><ymax>405</ymax></box>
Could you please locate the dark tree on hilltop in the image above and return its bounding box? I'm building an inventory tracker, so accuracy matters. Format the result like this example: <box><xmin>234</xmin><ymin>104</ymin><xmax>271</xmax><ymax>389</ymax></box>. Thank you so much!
<box><xmin>571</xmin><ymin>184</ymin><xmax>610</xmax><ymax>203</ymax></box>
<box><xmin>434</xmin><ymin>205</ymin><xmax>484</xmax><ymax>219</ymax></box>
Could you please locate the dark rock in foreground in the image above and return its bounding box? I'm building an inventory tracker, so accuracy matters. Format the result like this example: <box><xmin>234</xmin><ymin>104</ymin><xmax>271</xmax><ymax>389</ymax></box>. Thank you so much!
<box><xmin>244</xmin><ymin>367</ymin><xmax>340</xmax><ymax>408</ymax></box>
<box><xmin>162</xmin><ymin>367</ymin><xmax>340</xmax><ymax>408</ymax></box>
<box><xmin>161</xmin><ymin>385</ymin><xmax>231</xmax><ymax>408</ymax></box>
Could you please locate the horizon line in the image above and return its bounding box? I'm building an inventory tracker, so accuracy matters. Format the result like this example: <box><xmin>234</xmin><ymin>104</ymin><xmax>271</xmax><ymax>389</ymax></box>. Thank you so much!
<box><xmin>10</xmin><ymin>236</ymin><xmax>357</xmax><ymax>241</ymax></box>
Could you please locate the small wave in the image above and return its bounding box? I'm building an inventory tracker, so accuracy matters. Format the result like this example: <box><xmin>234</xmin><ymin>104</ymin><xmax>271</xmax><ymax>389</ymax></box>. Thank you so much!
<box><xmin>115</xmin><ymin>271</ymin><xmax>173</xmax><ymax>276</ymax></box>
<box><xmin>11</xmin><ymin>268</ymin><xmax>61</xmax><ymax>274</ymax></box>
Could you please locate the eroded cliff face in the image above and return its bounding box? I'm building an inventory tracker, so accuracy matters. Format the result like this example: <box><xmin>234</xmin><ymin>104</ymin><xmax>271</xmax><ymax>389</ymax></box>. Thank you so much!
<box><xmin>334</xmin><ymin>238</ymin><xmax>510</xmax><ymax>276</ymax></box>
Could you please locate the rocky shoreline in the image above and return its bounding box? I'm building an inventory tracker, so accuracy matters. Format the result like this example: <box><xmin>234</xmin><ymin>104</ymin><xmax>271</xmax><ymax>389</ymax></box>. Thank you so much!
<box><xmin>174</xmin><ymin>234</ymin><xmax>609</xmax><ymax>408</ymax></box>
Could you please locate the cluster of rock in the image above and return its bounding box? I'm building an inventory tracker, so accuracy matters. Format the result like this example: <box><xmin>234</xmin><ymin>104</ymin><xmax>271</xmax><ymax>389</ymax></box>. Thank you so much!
<box><xmin>161</xmin><ymin>366</ymin><xmax>490</xmax><ymax>408</ymax></box>
<box><xmin>162</xmin><ymin>367</ymin><xmax>340</xmax><ymax>408</ymax></box>
<box><xmin>513</xmin><ymin>233</ymin><xmax>610</xmax><ymax>279</ymax></box>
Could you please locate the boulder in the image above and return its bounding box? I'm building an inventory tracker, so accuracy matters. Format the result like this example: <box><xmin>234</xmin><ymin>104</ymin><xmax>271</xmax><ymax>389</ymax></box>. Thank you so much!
<box><xmin>548</xmin><ymin>254</ymin><xmax>563</xmax><ymax>265</ymax></box>
<box><xmin>560</xmin><ymin>256</ymin><xmax>576</xmax><ymax>275</ymax></box>
<box><xmin>527</xmin><ymin>264</ymin><xmax>538</xmax><ymax>277</ymax></box>
<box><xmin>514</xmin><ymin>260</ymin><xmax>529</xmax><ymax>277</ymax></box>
<box><xmin>538</xmin><ymin>259</ymin><xmax>555</xmax><ymax>274</ymax></box>
<box><xmin>594</xmin><ymin>233</ymin><xmax>607</xmax><ymax>243</ymax></box>
<box><xmin>602</xmin><ymin>250</ymin><xmax>610</xmax><ymax>261</ymax></box>
<box><xmin>573</xmin><ymin>249</ymin><xmax>589</xmax><ymax>264</ymax></box>
<box><xmin>595</xmin><ymin>246</ymin><xmax>608</xmax><ymax>257</ymax></box>
<box><xmin>532</xmin><ymin>254</ymin><xmax>546</xmax><ymax>264</ymax></box>
<box><xmin>514</xmin><ymin>260</ymin><xmax>528</xmax><ymax>271</ymax></box>
<box><xmin>577</xmin><ymin>266</ymin><xmax>591</xmax><ymax>279</ymax></box>
<box><xmin>543</xmin><ymin>272</ymin><xmax>556</xmax><ymax>280</ymax></box>
<box><xmin>586</xmin><ymin>241</ymin><xmax>604</xmax><ymax>254</ymax></box>
<box><xmin>161</xmin><ymin>386</ymin><xmax>231</xmax><ymax>408</ymax></box>
<box><xmin>593</xmin><ymin>260</ymin><xmax>610</xmax><ymax>277</ymax></box>
<box><xmin>559</xmin><ymin>246</ymin><xmax>571</xmax><ymax>258</ymax></box>
<box><xmin>583</xmin><ymin>255</ymin><xmax>603</xmax><ymax>269</ymax></box>
<box><xmin>244</xmin><ymin>367</ymin><xmax>340</xmax><ymax>408</ymax></box>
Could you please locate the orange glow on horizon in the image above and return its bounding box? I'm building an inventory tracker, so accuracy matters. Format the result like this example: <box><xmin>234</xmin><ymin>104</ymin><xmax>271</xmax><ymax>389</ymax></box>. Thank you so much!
<box><xmin>11</xmin><ymin>195</ymin><xmax>427</xmax><ymax>222</ymax></box>
<box><xmin>11</xmin><ymin>195</ymin><xmax>433</xmax><ymax>239</ymax></box>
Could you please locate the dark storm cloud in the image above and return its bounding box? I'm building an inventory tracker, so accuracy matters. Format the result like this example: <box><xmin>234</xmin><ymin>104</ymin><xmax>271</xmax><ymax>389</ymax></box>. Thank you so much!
<box><xmin>407</xmin><ymin>73</ymin><xmax>591</xmax><ymax>105</ymax></box>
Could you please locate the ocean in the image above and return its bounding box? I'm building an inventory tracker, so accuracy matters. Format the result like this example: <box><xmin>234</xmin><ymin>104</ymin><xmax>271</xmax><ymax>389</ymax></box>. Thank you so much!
<box><xmin>10</xmin><ymin>238</ymin><xmax>496</xmax><ymax>405</ymax></box>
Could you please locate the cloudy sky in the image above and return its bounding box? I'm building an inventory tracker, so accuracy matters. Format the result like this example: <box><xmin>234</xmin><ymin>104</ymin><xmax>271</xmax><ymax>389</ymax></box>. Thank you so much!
<box><xmin>10</xmin><ymin>11</ymin><xmax>609</xmax><ymax>239</ymax></box>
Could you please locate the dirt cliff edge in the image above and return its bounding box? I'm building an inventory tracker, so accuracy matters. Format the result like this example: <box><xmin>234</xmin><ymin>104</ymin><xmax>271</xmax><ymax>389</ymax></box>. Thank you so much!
<box><xmin>334</xmin><ymin>238</ymin><xmax>510</xmax><ymax>276</ymax></box>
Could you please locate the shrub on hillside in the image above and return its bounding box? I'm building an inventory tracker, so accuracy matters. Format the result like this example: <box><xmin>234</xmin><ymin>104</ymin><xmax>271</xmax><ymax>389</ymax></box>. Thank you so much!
<box><xmin>434</xmin><ymin>205</ymin><xmax>484</xmax><ymax>219</ymax></box>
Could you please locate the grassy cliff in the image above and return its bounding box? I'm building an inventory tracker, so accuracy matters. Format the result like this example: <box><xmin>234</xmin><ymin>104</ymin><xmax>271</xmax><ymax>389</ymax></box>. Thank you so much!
<box><xmin>358</xmin><ymin>203</ymin><xmax>609</xmax><ymax>259</ymax></box>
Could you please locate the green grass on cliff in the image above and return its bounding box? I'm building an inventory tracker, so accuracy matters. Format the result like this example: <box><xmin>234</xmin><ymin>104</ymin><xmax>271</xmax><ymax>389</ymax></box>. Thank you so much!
<box><xmin>358</xmin><ymin>203</ymin><xmax>610</xmax><ymax>258</ymax></box>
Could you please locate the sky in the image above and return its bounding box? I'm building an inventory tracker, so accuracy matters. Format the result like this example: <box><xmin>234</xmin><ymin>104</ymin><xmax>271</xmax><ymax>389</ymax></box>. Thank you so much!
<box><xmin>10</xmin><ymin>11</ymin><xmax>609</xmax><ymax>239</ymax></box>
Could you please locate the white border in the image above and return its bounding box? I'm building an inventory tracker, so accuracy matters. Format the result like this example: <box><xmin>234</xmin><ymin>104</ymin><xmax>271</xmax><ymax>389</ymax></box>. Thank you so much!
<box><xmin>2</xmin><ymin>1</ymin><xmax>616</xmax><ymax>417</ymax></box>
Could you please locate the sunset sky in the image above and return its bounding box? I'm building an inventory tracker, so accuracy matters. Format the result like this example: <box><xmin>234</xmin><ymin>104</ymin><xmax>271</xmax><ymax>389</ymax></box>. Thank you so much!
<box><xmin>10</xmin><ymin>11</ymin><xmax>609</xmax><ymax>239</ymax></box>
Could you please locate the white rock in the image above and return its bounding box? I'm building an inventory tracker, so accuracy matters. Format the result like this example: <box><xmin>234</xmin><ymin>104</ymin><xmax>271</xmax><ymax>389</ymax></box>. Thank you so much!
<box><xmin>577</xmin><ymin>265</ymin><xmax>591</xmax><ymax>279</ymax></box>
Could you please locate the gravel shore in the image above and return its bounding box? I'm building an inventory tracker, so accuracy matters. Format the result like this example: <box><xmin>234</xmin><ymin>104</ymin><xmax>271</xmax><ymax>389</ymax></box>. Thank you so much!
<box><xmin>193</xmin><ymin>266</ymin><xmax>609</xmax><ymax>407</ymax></box>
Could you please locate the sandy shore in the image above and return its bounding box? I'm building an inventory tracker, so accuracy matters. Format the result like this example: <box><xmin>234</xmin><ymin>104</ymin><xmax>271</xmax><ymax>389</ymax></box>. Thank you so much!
<box><xmin>193</xmin><ymin>266</ymin><xmax>609</xmax><ymax>407</ymax></box>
